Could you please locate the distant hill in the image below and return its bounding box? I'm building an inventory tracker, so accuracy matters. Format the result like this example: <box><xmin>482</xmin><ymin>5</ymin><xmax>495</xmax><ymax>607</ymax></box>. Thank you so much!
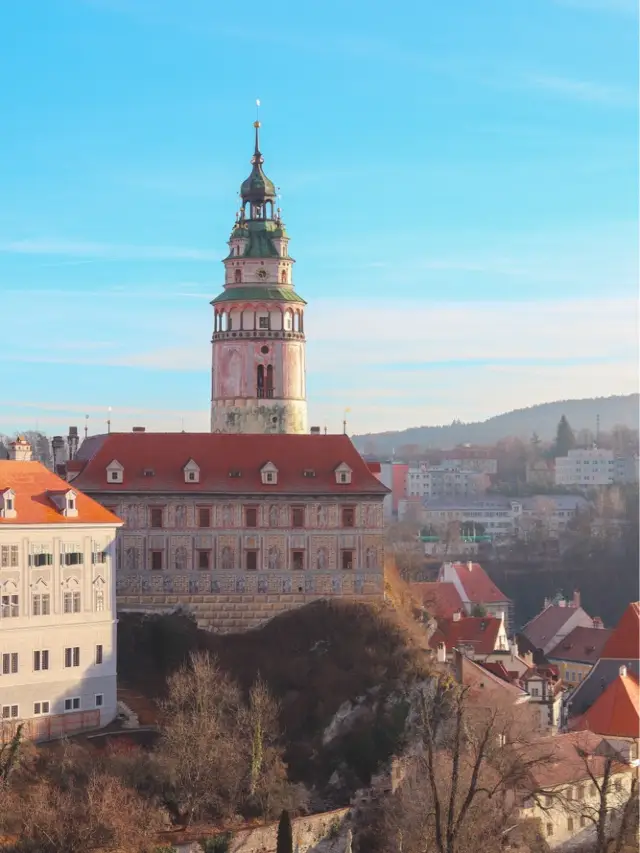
<box><xmin>352</xmin><ymin>394</ymin><xmax>639</xmax><ymax>455</ymax></box>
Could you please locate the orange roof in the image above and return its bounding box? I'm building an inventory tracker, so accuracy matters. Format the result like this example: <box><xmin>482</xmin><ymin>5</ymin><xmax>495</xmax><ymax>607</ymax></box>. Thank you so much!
<box><xmin>571</xmin><ymin>670</ymin><xmax>640</xmax><ymax>739</ymax></box>
<box><xmin>430</xmin><ymin>615</ymin><xmax>504</xmax><ymax>656</ymax></box>
<box><xmin>447</xmin><ymin>562</ymin><xmax>510</xmax><ymax>605</ymax></box>
<box><xmin>600</xmin><ymin>602</ymin><xmax>640</xmax><ymax>660</ymax></box>
<box><xmin>411</xmin><ymin>581</ymin><xmax>464</xmax><ymax>618</ymax></box>
<box><xmin>71</xmin><ymin>433</ymin><xmax>388</xmax><ymax>496</ymax></box>
<box><xmin>0</xmin><ymin>461</ymin><xmax>122</xmax><ymax>526</ymax></box>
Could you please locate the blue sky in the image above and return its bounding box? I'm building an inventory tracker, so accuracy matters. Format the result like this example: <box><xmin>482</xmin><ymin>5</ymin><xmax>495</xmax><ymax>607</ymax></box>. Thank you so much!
<box><xmin>0</xmin><ymin>0</ymin><xmax>637</xmax><ymax>436</ymax></box>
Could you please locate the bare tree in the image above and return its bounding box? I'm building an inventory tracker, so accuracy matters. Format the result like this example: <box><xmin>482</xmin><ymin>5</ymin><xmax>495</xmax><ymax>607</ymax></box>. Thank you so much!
<box><xmin>157</xmin><ymin>651</ymin><xmax>247</xmax><ymax>825</ymax></box>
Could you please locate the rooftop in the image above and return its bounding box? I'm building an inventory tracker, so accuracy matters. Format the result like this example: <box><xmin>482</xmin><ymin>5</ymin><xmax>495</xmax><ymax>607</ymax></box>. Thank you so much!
<box><xmin>521</xmin><ymin>599</ymin><xmax>588</xmax><ymax>652</ymax></box>
<box><xmin>70</xmin><ymin>433</ymin><xmax>389</xmax><ymax>496</ymax></box>
<box><xmin>600</xmin><ymin>602</ymin><xmax>640</xmax><ymax>660</ymax></box>
<box><xmin>571</xmin><ymin>668</ymin><xmax>640</xmax><ymax>739</ymax></box>
<box><xmin>547</xmin><ymin>625</ymin><xmax>614</xmax><ymax>665</ymax></box>
<box><xmin>0</xmin><ymin>461</ymin><xmax>121</xmax><ymax>526</ymax></box>
<box><xmin>518</xmin><ymin>731</ymin><xmax>618</xmax><ymax>790</ymax></box>
<box><xmin>411</xmin><ymin>581</ymin><xmax>464</xmax><ymax>618</ymax></box>
<box><xmin>444</xmin><ymin>561</ymin><xmax>511</xmax><ymax>605</ymax></box>
<box><xmin>430</xmin><ymin>614</ymin><xmax>505</xmax><ymax>656</ymax></box>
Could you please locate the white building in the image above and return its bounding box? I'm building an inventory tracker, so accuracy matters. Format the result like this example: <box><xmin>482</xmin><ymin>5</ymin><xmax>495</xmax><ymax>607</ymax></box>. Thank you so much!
<box><xmin>0</xmin><ymin>437</ymin><xmax>121</xmax><ymax>741</ymax></box>
<box><xmin>406</xmin><ymin>464</ymin><xmax>489</xmax><ymax>500</ymax></box>
<box><xmin>555</xmin><ymin>448</ymin><xmax>639</xmax><ymax>487</ymax></box>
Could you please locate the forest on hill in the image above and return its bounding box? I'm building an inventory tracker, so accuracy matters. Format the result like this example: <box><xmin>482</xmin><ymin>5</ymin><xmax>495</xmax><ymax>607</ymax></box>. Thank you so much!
<box><xmin>353</xmin><ymin>394</ymin><xmax>639</xmax><ymax>455</ymax></box>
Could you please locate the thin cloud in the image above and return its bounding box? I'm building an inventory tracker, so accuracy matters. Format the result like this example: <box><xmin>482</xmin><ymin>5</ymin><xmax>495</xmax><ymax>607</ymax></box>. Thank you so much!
<box><xmin>521</xmin><ymin>73</ymin><xmax>634</xmax><ymax>105</ymax></box>
<box><xmin>0</xmin><ymin>238</ymin><xmax>219</xmax><ymax>261</ymax></box>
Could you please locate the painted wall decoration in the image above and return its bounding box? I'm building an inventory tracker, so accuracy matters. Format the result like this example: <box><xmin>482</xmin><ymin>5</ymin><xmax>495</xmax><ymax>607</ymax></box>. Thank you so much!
<box><xmin>221</xmin><ymin>546</ymin><xmax>234</xmax><ymax>570</ymax></box>
<box><xmin>316</xmin><ymin>546</ymin><xmax>328</xmax><ymax>571</ymax></box>
<box><xmin>175</xmin><ymin>504</ymin><xmax>187</xmax><ymax>528</ymax></box>
<box><xmin>268</xmin><ymin>546</ymin><xmax>281</xmax><ymax>570</ymax></box>
<box><xmin>268</xmin><ymin>505</ymin><xmax>279</xmax><ymax>527</ymax></box>
<box><xmin>221</xmin><ymin>347</ymin><xmax>242</xmax><ymax>397</ymax></box>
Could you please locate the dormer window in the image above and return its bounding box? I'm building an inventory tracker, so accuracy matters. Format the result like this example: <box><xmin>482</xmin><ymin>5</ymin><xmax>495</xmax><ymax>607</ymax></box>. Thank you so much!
<box><xmin>106</xmin><ymin>460</ymin><xmax>123</xmax><ymax>484</ymax></box>
<box><xmin>335</xmin><ymin>463</ymin><xmax>353</xmax><ymax>485</ymax></box>
<box><xmin>261</xmin><ymin>462</ymin><xmax>278</xmax><ymax>485</ymax></box>
<box><xmin>183</xmin><ymin>459</ymin><xmax>200</xmax><ymax>484</ymax></box>
<box><xmin>49</xmin><ymin>490</ymin><xmax>78</xmax><ymax>518</ymax></box>
<box><xmin>0</xmin><ymin>489</ymin><xmax>16</xmax><ymax>519</ymax></box>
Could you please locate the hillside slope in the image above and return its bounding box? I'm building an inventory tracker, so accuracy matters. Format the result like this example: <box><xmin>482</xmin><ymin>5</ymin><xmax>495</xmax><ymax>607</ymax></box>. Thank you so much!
<box><xmin>117</xmin><ymin>599</ymin><xmax>431</xmax><ymax>793</ymax></box>
<box><xmin>353</xmin><ymin>394</ymin><xmax>638</xmax><ymax>454</ymax></box>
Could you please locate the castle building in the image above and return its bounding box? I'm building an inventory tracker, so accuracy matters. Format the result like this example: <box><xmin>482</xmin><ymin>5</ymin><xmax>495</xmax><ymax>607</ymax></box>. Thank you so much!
<box><xmin>68</xmin><ymin>432</ymin><xmax>387</xmax><ymax>632</ymax></box>
<box><xmin>0</xmin><ymin>438</ymin><xmax>121</xmax><ymax>740</ymax></box>
<box><xmin>211</xmin><ymin>119</ymin><xmax>307</xmax><ymax>434</ymax></box>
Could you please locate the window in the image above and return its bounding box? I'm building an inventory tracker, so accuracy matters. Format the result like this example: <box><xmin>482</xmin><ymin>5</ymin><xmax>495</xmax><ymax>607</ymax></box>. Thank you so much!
<box><xmin>590</xmin><ymin>784</ymin><xmax>597</xmax><ymax>797</ymax></box>
<box><xmin>150</xmin><ymin>508</ymin><xmax>164</xmax><ymax>528</ymax></box>
<box><xmin>1</xmin><ymin>545</ymin><xmax>19</xmax><ymax>567</ymax></box>
<box><xmin>94</xmin><ymin>588</ymin><xmax>105</xmax><ymax>611</ymax></box>
<box><xmin>64</xmin><ymin>697</ymin><xmax>81</xmax><ymax>712</ymax></box>
<box><xmin>546</xmin><ymin>824</ymin><xmax>553</xmax><ymax>837</ymax></box>
<box><xmin>2</xmin><ymin>653</ymin><xmax>18</xmax><ymax>674</ymax></box>
<box><xmin>292</xmin><ymin>550</ymin><xmax>304</xmax><ymax>571</ymax></box>
<box><xmin>1</xmin><ymin>595</ymin><xmax>19</xmax><ymax>618</ymax></box>
<box><xmin>62</xmin><ymin>549</ymin><xmax>84</xmax><ymax>566</ymax></box>
<box><xmin>187</xmin><ymin>471</ymin><xmax>196</xmax><ymax>481</ymax></box>
<box><xmin>198</xmin><ymin>507</ymin><xmax>211</xmax><ymax>528</ymax></box>
<box><xmin>33</xmin><ymin>650</ymin><xmax>49</xmax><ymax>671</ymax></box>
<box><xmin>95</xmin><ymin>694</ymin><xmax>104</xmax><ymax>708</ymax></box>
<box><xmin>91</xmin><ymin>550</ymin><xmax>107</xmax><ymax>564</ymax></box>
<box><xmin>63</xmin><ymin>591</ymin><xmax>81</xmax><ymax>613</ymax></box>
<box><xmin>110</xmin><ymin>471</ymin><xmax>119</xmax><ymax>481</ymax></box>
<box><xmin>580</xmin><ymin>817</ymin><xmax>587</xmax><ymax>829</ymax></box>
<box><xmin>342</xmin><ymin>507</ymin><xmax>355</xmax><ymax>528</ymax></box>
<box><xmin>234</xmin><ymin>268</ymin><xmax>242</xmax><ymax>283</ymax></box>
<box><xmin>245</xmin><ymin>507</ymin><xmax>257</xmax><ymax>528</ymax></box>
<box><xmin>614</xmin><ymin>779</ymin><xmax>622</xmax><ymax>793</ymax></box>
<box><xmin>545</xmin><ymin>795</ymin><xmax>552</xmax><ymax>807</ymax></box>
<box><xmin>566</xmin><ymin>788</ymin><xmax>573</xmax><ymax>801</ymax></box>
<box><xmin>265</xmin><ymin>471</ymin><xmax>275</xmax><ymax>483</ymax></box>
<box><xmin>576</xmin><ymin>785</ymin><xmax>584</xmax><ymax>801</ymax></box>
<box><xmin>32</xmin><ymin>593</ymin><xmax>50</xmax><ymax>615</ymax></box>
<box><xmin>567</xmin><ymin>818</ymin><xmax>574</xmax><ymax>832</ymax></box>
<box><xmin>341</xmin><ymin>550</ymin><xmax>354</xmax><ymax>571</ymax></box>
<box><xmin>197</xmin><ymin>550</ymin><xmax>211</xmax><ymax>571</ymax></box>
<box><xmin>95</xmin><ymin>645</ymin><xmax>103</xmax><ymax>665</ymax></box>
<box><xmin>246</xmin><ymin>551</ymin><xmax>258</xmax><ymax>571</ymax></box>
<box><xmin>29</xmin><ymin>551</ymin><xmax>53</xmax><ymax>567</ymax></box>
<box><xmin>64</xmin><ymin>647</ymin><xmax>80</xmax><ymax>668</ymax></box>
<box><xmin>259</xmin><ymin>316</ymin><xmax>269</xmax><ymax>329</ymax></box>
<box><xmin>1</xmin><ymin>706</ymin><xmax>18</xmax><ymax>719</ymax></box>
<box><xmin>292</xmin><ymin>507</ymin><xmax>305</xmax><ymax>528</ymax></box>
<box><xmin>530</xmin><ymin>687</ymin><xmax>539</xmax><ymax>697</ymax></box>
<box><xmin>33</xmin><ymin>701</ymin><xmax>50</xmax><ymax>715</ymax></box>
<box><xmin>150</xmin><ymin>550</ymin><xmax>163</xmax><ymax>571</ymax></box>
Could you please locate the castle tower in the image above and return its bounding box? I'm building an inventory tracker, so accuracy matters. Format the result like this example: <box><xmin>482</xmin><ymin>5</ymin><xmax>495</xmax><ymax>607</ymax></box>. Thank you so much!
<box><xmin>210</xmin><ymin>119</ymin><xmax>308</xmax><ymax>435</ymax></box>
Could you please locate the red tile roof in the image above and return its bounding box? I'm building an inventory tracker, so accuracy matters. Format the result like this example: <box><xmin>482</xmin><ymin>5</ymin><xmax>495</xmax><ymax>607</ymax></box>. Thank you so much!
<box><xmin>600</xmin><ymin>602</ymin><xmax>640</xmax><ymax>660</ymax></box>
<box><xmin>547</xmin><ymin>626</ymin><xmax>614</xmax><ymax>665</ymax></box>
<box><xmin>447</xmin><ymin>562</ymin><xmax>510</xmax><ymax>605</ymax></box>
<box><xmin>366</xmin><ymin>461</ymin><xmax>381</xmax><ymax>475</ymax></box>
<box><xmin>458</xmin><ymin>655</ymin><xmax>526</xmax><ymax>700</ymax></box>
<box><xmin>521</xmin><ymin>604</ymin><xmax>588</xmax><ymax>652</ymax></box>
<box><xmin>71</xmin><ymin>433</ymin><xmax>389</xmax><ymax>496</ymax></box>
<box><xmin>571</xmin><ymin>669</ymin><xmax>640</xmax><ymax>739</ymax></box>
<box><xmin>430</xmin><ymin>615</ymin><xmax>505</xmax><ymax>656</ymax></box>
<box><xmin>411</xmin><ymin>582</ymin><xmax>464</xmax><ymax>618</ymax></box>
<box><xmin>518</xmin><ymin>731</ymin><xmax>616</xmax><ymax>790</ymax></box>
<box><xmin>0</xmin><ymin>461</ymin><xmax>122</xmax><ymax>526</ymax></box>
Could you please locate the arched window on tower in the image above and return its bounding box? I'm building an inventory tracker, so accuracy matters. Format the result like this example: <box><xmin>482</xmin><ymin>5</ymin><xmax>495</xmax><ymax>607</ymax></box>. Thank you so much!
<box><xmin>266</xmin><ymin>365</ymin><xmax>274</xmax><ymax>398</ymax></box>
<box><xmin>281</xmin><ymin>269</ymin><xmax>287</xmax><ymax>284</ymax></box>
<box><xmin>234</xmin><ymin>268</ymin><xmax>242</xmax><ymax>283</ymax></box>
<box><xmin>284</xmin><ymin>311</ymin><xmax>292</xmax><ymax>331</ymax></box>
<box><xmin>293</xmin><ymin>312</ymin><xmax>300</xmax><ymax>333</ymax></box>
<box><xmin>257</xmin><ymin>364</ymin><xmax>265</xmax><ymax>398</ymax></box>
<box><xmin>299</xmin><ymin>311</ymin><xmax>304</xmax><ymax>333</ymax></box>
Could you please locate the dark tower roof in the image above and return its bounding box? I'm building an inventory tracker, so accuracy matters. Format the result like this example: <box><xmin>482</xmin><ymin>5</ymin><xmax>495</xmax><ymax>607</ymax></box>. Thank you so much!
<box><xmin>240</xmin><ymin>121</ymin><xmax>277</xmax><ymax>203</ymax></box>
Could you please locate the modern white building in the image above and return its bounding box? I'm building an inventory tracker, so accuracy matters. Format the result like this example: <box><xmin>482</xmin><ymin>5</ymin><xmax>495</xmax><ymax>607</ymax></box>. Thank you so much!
<box><xmin>0</xmin><ymin>437</ymin><xmax>122</xmax><ymax>741</ymax></box>
<box><xmin>555</xmin><ymin>448</ymin><xmax>639</xmax><ymax>487</ymax></box>
<box><xmin>406</xmin><ymin>464</ymin><xmax>489</xmax><ymax>500</ymax></box>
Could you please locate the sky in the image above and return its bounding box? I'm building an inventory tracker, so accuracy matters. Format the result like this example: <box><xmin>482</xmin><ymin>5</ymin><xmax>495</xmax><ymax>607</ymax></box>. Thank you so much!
<box><xmin>0</xmin><ymin>0</ymin><xmax>638</xmax><ymax>437</ymax></box>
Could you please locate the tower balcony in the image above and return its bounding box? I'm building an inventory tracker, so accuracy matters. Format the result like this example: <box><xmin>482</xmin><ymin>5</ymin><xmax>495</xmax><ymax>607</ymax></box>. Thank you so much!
<box><xmin>212</xmin><ymin>329</ymin><xmax>305</xmax><ymax>343</ymax></box>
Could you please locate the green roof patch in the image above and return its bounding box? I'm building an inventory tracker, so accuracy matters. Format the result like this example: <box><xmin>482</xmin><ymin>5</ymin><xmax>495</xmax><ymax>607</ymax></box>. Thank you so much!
<box><xmin>211</xmin><ymin>286</ymin><xmax>306</xmax><ymax>305</ymax></box>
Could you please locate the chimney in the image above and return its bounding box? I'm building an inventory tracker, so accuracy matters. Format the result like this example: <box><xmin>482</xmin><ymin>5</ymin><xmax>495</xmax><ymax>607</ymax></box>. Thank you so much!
<box><xmin>436</xmin><ymin>642</ymin><xmax>447</xmax><ymax>664</ymax></box>
<box><xmin>592</xmin><ymin>617</ymin><xmax>603</xmax><ymax>629</ymax></box>
<box><xmin>452</xmin><ymin>610</ymin><xmax>462</xmax><ymax>622</ymax></box>
<box><xmin>67</xmin><ymin>426</ymin><xmax>79</xmax><ymax>461</ymax></box>
<box><xmin>559</xmin><ymin>600</ymin><xmax>566</xmax><ymax>608</ymax></box>
<box><xmin>510</xmin><ymin>641</ymin><xmax>518</xmax><ymax>659</ymax></box>
<box><xmin>310</xmin><ymin>426</ymin><xmax>321</xmax><ymax>434</ymax></box>
<box><xmin>132</xmin><ymin>426</ymin><xmax>146</xmax><ymax>433</ymax></box>
<box><xmin>572</xmin><ymin>590</ymin><xmax>581</xmax><ymax>609</ymax></box>
<box><xmin>467</xmin><ymin>560</ymin><xmax>473</xmax><ymax>571</ymax></box>
<box><xmin>8</xmin><ymin>436</ymin><xmax>32</xmax><ymax>462</ymax></box>
<box><xmin>620</xmin><ymin>665</ymin><xmax>627</xmax><ymax>678</ymax></box>
<box><xmin>51</xmin><ymin>436</ymin><xmax>66</xmax><ymax>469</ymax></box>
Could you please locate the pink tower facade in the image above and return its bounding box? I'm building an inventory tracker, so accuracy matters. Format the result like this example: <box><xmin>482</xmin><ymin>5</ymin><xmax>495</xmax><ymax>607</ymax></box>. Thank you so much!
<box><xmin>210</xmin><ymin>120</ymin><xmax>308</xmax><ymax>435</ymax></box>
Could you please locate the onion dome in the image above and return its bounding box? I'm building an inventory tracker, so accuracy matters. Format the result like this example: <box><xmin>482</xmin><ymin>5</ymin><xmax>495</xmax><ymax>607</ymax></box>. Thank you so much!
<box><xmin>240</xmin><ymin>121</ymin><xmax>277</xmax><ymax>203</ymax></box>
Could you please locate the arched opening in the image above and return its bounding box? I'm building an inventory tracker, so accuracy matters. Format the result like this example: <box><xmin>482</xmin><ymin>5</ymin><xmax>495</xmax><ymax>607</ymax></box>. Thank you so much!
<box><xmin>266</xmin><ymin>364</ymin><xmax>274</xmax><ymax>398</ymax></box>
<box><xmin>280</xmin><ymin>269</ymin><xmax>287</xmax><ymax>284</ymax></box>
<box><xmin>293</xmin><ymin>312</ymin><xmax>300</xmax><ymax>333</ymax></box>
<box><xmin>220</xmin><ymin>312</ymin><xmax>228</xmax><ymax>332</ymax></box>
<box><xmin>299</xmin><ymin>311</ymin><xmax>304</xmax><ymax>333</ymax></box>
<box><xmin>284</xmin><ymin>310</ymin><xmax>292</xmax><ymax>331</ymax></box>
<box><xmin>257</xmin><ymin>364</ymin><xmax>265</xmax><ymax>398</ymax></box>
<box><xmin>234</xmin><ymin>268</ymin><xmax>242</xmax><ymax>283</ymax></box>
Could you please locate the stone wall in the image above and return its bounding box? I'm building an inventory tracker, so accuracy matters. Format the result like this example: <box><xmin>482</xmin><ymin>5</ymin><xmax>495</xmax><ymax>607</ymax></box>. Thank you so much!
<box><xmin>118</xmin><ymin>591</ymin><xmax>381</xmax><ymax>632</ymax></box>
<box><xmin>211</xmin><ymin>807</ymin><xmax>349</xmax><ymax>853</ymax></box>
